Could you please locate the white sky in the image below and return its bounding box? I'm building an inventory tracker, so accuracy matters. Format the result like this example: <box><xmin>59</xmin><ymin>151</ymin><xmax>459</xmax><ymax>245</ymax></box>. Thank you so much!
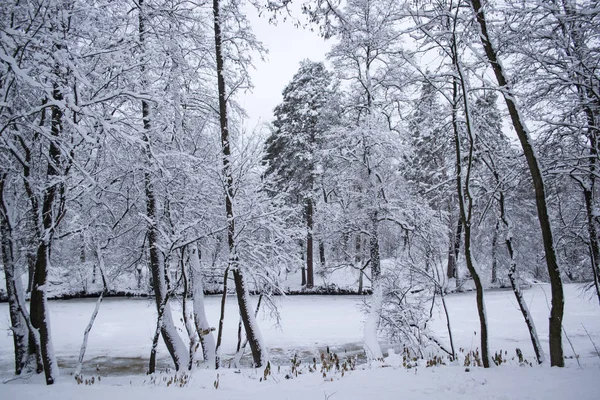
<box><xmin>238</xmin><ymin>5</ymin><xmax>332</xmax><ymax>133</ymax></box>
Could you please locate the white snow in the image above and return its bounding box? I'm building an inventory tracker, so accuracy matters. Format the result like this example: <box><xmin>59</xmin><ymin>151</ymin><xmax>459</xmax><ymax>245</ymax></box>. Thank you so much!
<box><xmin>0</xmin><ymin>284</ymin><xmax>599</xmax><ymax>399</ymax></box>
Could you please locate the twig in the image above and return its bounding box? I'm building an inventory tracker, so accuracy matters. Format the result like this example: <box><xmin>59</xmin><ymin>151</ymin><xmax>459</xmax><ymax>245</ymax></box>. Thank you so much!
<box><xmin>581</xmin><ymin>324</ymin><xmax>600</xmax><ymax>361</ymax></box>
<box><xmin>563</xmin><ymin>326</ymin><xmax>581</xmax><ymax>367</ymax></box>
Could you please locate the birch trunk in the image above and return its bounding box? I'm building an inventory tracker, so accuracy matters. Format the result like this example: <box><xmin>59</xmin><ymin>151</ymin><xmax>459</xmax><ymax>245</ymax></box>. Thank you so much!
<box><xmin>74</xmin><ymin>245</ymin><xmax>108</xmax><ymax>378</ymax></box>
<box><xmin>189</xmin><ymin>244</ymin><xmax>216</xmax><ymax>366</ymax></box>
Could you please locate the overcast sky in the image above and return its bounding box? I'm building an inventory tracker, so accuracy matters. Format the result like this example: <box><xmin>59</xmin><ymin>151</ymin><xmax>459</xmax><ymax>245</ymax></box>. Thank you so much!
<box><xmin>237</xmin><ymin>5</ymin><xmax>332</xmax><ymax>133</ymax></box>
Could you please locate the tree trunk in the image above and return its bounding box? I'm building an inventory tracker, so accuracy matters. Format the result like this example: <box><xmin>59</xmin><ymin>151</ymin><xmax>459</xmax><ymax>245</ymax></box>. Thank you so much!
<box><xmin>138</xmin><ymin>0</ymin><xmax>188</xmax><ymax>371</ymax></box>
<box><xmin>213</xmin><ymin>0</ymin><xmax>265</xmax><ymax>367</ymax></box>
<box><xmin>215</xmin><ymin>267</ymin><xmax>229</xmax><ymax>369</ymax></box>
<box><xmin>74</xmin><ymin>245</ymin><xmax>108</xmax><ymax>378</ymax></box>
<box><xmin>469</xmin><ymin>0</ymin><xmax>565</xmax><ymax>366</ymax></box>
<box><xmin>446</xmin><ymin>217</ymin><xmax>462</xmax><ymax>280</ymax></box>
<box><xmin>581</xmin><ymin>103</ymin><xmax>600</xmax><ymax>304</ymax></box>
<box><xmin>29</xmin><ymin>82</ymin><xmax>64</xmax><ymax>385</ymax></box>
<box><xmin>300</xmin><ymin>241</ymin><xmax>306</xmax><ymax>286</ymax></box>
<box><xmin>494</xmin><ymin>170</ymin><xmax>545</xmax><ymax>364</ymax></box>
<box><xmin>363</xmin><ymin>209</ymin><xmax>383</xmax><ymax>360</ymax></box>
<box><xmin>557</xmin><ymin>0</ymin><xmax>600</xmax><ymax>304</ymax></box>
<box><xmin>0</xmin><ymin>179</ymin><xmax>29</xmax><ymax>375</ymax></box>
<box><xmin>451</xmin><ymin>48</ymin><xmax>490</xmax><ymax>367</ymax></box>
<box><xmin>355</xmin><ymin>233</ymin><xmax>362</xmax><ymax>291</ymax></box>
<box><xmin>27</xmin><ymin>253</ymin><xmax>35</xmax><ymax>294</ymax></box>
<box><xmin>491</xmin><ymin>219</ymin><xmax>499</xmax><ymax>285</ymax></box>
<box><xmin>584</xmin><ymin>187</ymin><xmax>600</xmax><ymax>305</ymax></box>
<box><xmin>306</xmin><ymin>197</ymin><xmax>314</xmax><ymax>289</ymax></box>
<box><xmin>181</xmin><ymin>249</ymin><xmax>197</xmax><ymax>370</ymax></box>
<box><xmin>319</xmin><ymin>239</ymin><xmax>326</xmax><ymax>269</ymax></box>
<box><xmin>189</xmin><ymin>244</ymin><xmax>216</xmax><ymax>366</ymax></box>
<box><xmin>144</xmin><ymin>177</ymin><xmax>188</xmax><ymax>370</ymax></box>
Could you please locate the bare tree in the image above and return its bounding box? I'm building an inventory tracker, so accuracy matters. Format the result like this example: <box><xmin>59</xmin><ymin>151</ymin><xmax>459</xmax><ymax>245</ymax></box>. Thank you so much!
<box><xmin>212</xmin><ymin>0</ymin><xmax>266</xmax><ymax>367</ymax></box>
<box><xmin>468</xmin><ymin>0</ymin><xmax>565</xmax><ymax>367</ymax></box>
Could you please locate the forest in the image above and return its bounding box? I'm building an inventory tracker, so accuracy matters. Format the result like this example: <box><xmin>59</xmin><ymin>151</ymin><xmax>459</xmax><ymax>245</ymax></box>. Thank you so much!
<box><xmin>1</xmin><ymin>0</ymin><xmax>599</xmax><ymax>393</ymax></box>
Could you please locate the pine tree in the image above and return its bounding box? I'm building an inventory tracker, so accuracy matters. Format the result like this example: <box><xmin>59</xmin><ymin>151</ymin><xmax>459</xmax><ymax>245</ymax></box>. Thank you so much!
<box><xmin>264</xmin><ymin>60</ymin><xmax>338</xmax><ymax>289</ymax></box>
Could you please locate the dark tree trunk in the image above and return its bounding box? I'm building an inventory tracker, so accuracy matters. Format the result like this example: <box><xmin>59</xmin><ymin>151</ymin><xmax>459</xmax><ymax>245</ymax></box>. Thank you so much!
<box><xmin>300</xmin><ymin>241</ymin><xmax>306</xmax><ymax>286</ymax></box>
<box><xmin>580</xmin><ymin>103</ymin><xmax>600</xmax><ymax>304</ymax></box>
<box><xmin>306</xmin><ymin>197</ymin><xmax>314</xmax><ymax>289</ymax></box>
<box><xmin>355</xmin><ymin>234</ymin><xmax>362</xmax><ymax>293</ymax></box>
<box><xmin>30</xmin><ymin>83</ymin><xmax>64</xmax><ymax>385</ymax></box>
<box><xmin>0</xmin><ymin>178</ymin><xmax>29</xmax><ymax>375</ymax></box>
<box><xmin>557</xmin><ymin>0</ymin><xmax>600</xmax><ymax>304</ymax></box>
<box><xmin>144</xmin><ymin>171</ymin><xmax>185</xmax><ymax>370</ymax></box>
<box><xmin>451</xmin><ymin>49</ymin><xmax>490</xmax><ymax>367</ymax></box>
<box><xmin>27</xmin><ymin>253</ymin><xmax>35</xmax><ymax>293</ymax></box>
<box><xmin>138</xmin><ymin>0</ymin><xmax>187</xmax><ymax>370</ymax></box>
<box><xmin>319</xmin><ymin>239</ymin><xmax>326</xmax><ymax>269</ymax></box>
<box><xmin>490</xmin><ymin>163</ymin><xmax>545</xmax><ymax>364</ymax></box>
<box><xmin>446</xmin><ymin>217</ymin><xmax>462</xmax><ymax>280</ymax></box>
<box><xmin>584</xmin><ymin>188</ymin><xmax>600</xmax><ymax>305</ymax></box>
<box><xmin>369</xmin><ymin>211</ymin><xmax>381</xmax><ymax>282</ymax></box>
<box><xmin>213</xmin><ymin>0</ymin><xmax>265</xmax><ymax>367</ymax></box>
<box><xmin>491</xmin><ymin>219</ymin><xmax>500</xmax><ymax>285</ymax></box>
<box><xmin>469</xmin><ymin>0</ymin><xmax>564</xmax><ymax>366</ymax></box>
<box><xmin>215</xmin><ymin>267</ymin><xmax>229</xmax><ymax>369</ymax></box>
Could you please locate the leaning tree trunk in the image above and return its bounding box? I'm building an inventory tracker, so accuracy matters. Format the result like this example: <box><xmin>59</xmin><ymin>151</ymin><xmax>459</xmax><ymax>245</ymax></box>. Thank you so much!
<box><xmin>138</xmin><ymin>0</ymin><xmax>188</xmax><ymax>371</ymax></box>
<box><xmin>0</xmin><ymin>178</ymin><xmax>30</xmax><ymax>375</ymax></box>
<box><xmin>469</xmin><ymin>0</ymin><xmax>565</xmax><ymax>366</ymax></box>
<box><xmin>490</xmin><ymin>164</ymin><xmax>545</xmax><ymax>364</ymax></box>
<box><xmin>189</xmin><ymin>244</ymin><xmax>216</xmax><ymax>366</ymax></box>
<box><xmin>213</xmin><ymin>0</ymin><xmax>266</xmax><ymax>367</ymax></box>
<box><xmin>451</xmin><ymin>46</ymin><xmax>491</xmax><ymax>367</ymax></box>
<box><xmin>74</xmin><ymin>245</ymin><xmax>108</xmax><ymax>379</ymax></box>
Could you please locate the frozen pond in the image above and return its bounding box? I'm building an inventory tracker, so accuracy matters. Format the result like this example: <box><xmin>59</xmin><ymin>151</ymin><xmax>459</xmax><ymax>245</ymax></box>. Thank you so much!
<box><xmin>1</xmin><ymin>284</ymin><xmax>599</xmax><ymax>376</ymax></box>
<box><xmin>0</xmin><ymin>294</ymin><xmax>367</xmax><ymax>375</ymax></box>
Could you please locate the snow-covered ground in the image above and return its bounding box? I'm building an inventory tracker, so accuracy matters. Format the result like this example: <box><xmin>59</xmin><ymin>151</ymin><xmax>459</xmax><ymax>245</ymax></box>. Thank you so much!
<box><xmin>1</xmin><ymin>283</ymin><xmax>599</xmax><ymax>399</ymax></box>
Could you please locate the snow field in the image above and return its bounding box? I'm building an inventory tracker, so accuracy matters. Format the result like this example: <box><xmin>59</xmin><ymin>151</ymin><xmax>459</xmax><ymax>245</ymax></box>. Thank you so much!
<box><xmin>0</xmin><ymin>283</ymin><xmax>599</xmax><ymax>399</ymax></box>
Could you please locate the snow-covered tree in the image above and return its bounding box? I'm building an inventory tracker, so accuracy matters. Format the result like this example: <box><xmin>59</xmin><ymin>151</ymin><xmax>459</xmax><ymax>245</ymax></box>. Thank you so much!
<box><xmin>264</xmin><ymin>60</ymin><xmax>338</xmax><ymax>288</ymax></box>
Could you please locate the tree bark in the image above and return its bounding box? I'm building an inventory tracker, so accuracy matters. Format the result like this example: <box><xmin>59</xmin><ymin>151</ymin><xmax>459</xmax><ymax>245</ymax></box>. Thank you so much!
<box><xmin>74</xmin><ymin>245</ymin><xmax>108</xmax><ymax>378</ymax></box>
<box><xmin>29</xmin><ymin>82</ymin><xmax>64</xmax><ymax>385</ymax></box>
<box><xmin>319</xmin><ymin>239</ymin><xmax>326</xmax><ymax>269</ymax></box>
<box><xmin>451</xmin><ymin>43</ymin><xmax>491</xmax><ymax>367</ymax></box>
<box><xmin>446</xmin><ymin>217</ymin><xmax>462</xmax><ymax>280</ymax></box>
<box><xmin>213</xmin><ymin>0</ymin><xmax>266</xmax><ymax>367</ymax></box>
<box><xmin>363</xmin><ymin>208</ymin><xmax>383</xmax><ymax>360</ymax></box>
<box><xmin>189</xmin><ymin>244</ymin><xmax>216</xmax><ymax>366</ymax></box>
<box><xmin>491</xmin><ymin>219</ymin><xmax>499</xmax><ymax>285</ymax></box>
<box><xmin>0</xmin><ymin>177</ymin><xmax>30</xmax><ymax>375</ymax></box>
<box><xmin>469</xmin><ymin>0</ymin><xmax>565</xmax><ymax>366</ymax></box>
<box><xmin>215</xmin><ymin>267</ymin><xmax>229</xmax><ymax>369</ymax></box>
<box><xmin>306</xmin><ymin>197</ymin><xmax>314</xmax><ymax>288</ymax></box>
<box><xmin>138</xmin><ymin>0</ymin><xmax>188</xmax><ymax>371</ymax></box>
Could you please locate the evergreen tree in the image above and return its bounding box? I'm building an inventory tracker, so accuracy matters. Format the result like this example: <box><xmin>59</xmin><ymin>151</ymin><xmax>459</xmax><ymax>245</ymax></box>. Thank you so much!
<box><xmin>264</xmin><ymin>60</ymin><xmax>338</xmax><ymax>288</ymax></box>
